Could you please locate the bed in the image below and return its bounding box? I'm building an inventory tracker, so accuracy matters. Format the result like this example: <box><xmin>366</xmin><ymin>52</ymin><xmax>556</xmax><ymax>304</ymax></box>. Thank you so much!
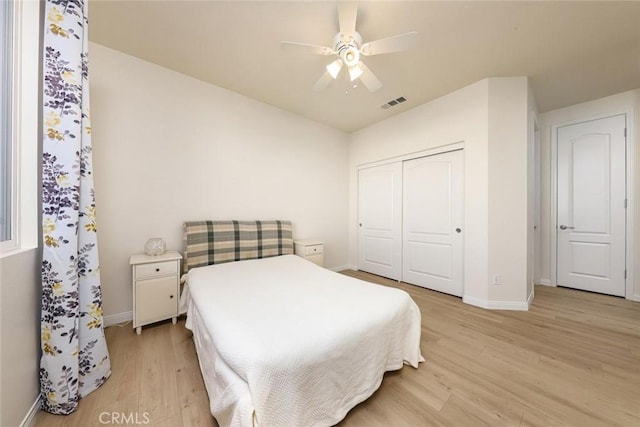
<box><xmin>180</xmin><ymin>220</ymin><xmax>424</xmax><ymax>427</ymax></box>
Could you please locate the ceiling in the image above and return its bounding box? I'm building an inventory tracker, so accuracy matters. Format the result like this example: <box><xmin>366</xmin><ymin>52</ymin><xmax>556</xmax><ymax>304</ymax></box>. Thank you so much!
<box><xmin>88</xmin><ymin>1</ymin><xmax>640</xmax><ymax>133</ymax></box>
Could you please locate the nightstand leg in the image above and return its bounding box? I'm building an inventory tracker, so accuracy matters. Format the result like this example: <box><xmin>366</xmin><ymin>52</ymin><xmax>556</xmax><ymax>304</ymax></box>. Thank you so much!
<box><xmin>172</xmin><ymin>317</ymin><xmax>177</xmax><ymax>325</ymax></box>
<box><xmin>136</xmin><ymin>326</ymin><xmax>141</xmax><ymax>335</ymax></box>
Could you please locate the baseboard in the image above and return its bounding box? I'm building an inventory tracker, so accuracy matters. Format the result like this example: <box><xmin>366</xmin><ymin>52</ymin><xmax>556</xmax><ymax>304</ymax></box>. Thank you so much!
<box><xmin>329</xmin><ymin>264</ymin><xmax>351</xmax><ymax>272</ymax></box>
<box><xmin>462</xmin><ymin>295</ymin><xmax>530</xmax><ymax>311</ymax></box>
<box><xmin>527</xmin><ymin>288</ymin><xmax>534</xmax><ymax>309</ymax></box>
<box><xmin>20</xmin><ymin>395</ymin><xmax>40</xmax><ymax>427</ymax></box>
<box><xmin>538</xmin><ymin>278</ymin><xmax>552</xmax><ymax>286</ymax></box>
<box><xmin>104</xmin><ymin>310</ymin><xmax>133</xmax><ymax>327</ymax></box>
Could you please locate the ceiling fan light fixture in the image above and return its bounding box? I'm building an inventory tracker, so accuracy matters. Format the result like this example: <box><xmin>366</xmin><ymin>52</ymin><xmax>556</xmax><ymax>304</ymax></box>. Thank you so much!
<box><xmin>342</xmin><ymin>46</ymin><xmax>360</xmax><ymax>68</ymax></box>
<box><xmin>326</xmin><ymin>59</ymin><xmax>343</xmax><ymax>79</ymax></box>
<box><xmin>348</xmin><ymin>64</ymin><xmax>363</xmax><ymax>81</ymax></box>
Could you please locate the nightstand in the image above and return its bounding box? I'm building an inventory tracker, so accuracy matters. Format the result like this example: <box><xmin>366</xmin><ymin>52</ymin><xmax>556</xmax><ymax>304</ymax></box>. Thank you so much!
<box><xmin>294</xmin><ymin>239</ymin><xmax>324</xmax><ymax>267</ymax></box>
<box><xmin>130</xmin><ymin>250</ymin><xmax>182</xmax><ymax>334</ymax></box>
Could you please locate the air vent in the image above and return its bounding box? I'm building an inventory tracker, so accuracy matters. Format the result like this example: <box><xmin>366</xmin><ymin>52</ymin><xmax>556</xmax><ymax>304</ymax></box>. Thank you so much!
<box><xmin>381</xmin><ymin>96</ymin><xmax>407</xmax><ymax>110</ymax></box>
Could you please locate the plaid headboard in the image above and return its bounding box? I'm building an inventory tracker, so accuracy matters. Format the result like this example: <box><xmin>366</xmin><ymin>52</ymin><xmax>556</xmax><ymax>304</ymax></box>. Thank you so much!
<box><xmin>183</xmin><ymin>220</ymin><xmax>294</xmax><ymax>272</ymax></box>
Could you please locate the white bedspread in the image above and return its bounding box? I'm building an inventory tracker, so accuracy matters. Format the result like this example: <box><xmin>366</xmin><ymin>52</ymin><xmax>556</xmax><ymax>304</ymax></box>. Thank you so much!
<box><xmin>181</xmin><ymin>254</ymin><xmax>423</xmax><ymax>427</ymax></box>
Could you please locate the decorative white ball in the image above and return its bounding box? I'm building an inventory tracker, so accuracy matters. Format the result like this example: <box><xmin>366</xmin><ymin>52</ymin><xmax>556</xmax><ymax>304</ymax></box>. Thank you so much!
<box><xmin>144</xmin><ymin>238</ymin><xmax>166</xmax><ymax>256</ymax></box>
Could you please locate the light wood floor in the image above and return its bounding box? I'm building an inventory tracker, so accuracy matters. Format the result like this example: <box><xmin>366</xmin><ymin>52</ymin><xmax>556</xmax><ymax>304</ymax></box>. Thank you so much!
<box><xmin>35</xmin><ymin>272</ymin><xmax>640</xmax><ymax>427</ymax></box>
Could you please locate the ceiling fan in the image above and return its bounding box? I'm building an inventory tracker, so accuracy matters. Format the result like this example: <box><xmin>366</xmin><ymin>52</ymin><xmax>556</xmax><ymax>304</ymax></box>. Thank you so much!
<box><xmin>281</xmin><ymin>3</ymin><xmax>417</xmax><ymax>93</ymax></box>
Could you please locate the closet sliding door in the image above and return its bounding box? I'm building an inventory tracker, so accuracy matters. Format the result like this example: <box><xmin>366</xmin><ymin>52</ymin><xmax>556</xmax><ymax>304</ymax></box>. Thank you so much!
<box><xmin>357</xmin><ymin>163</ymin><xmax>402</xmax><ymax>280</ymax></box>
<box><xmin>357</xmin><ymin>149</ymin><xmax>464</xmax><ymax>295</ymax></box>
<box><xmin>402</xmin><ymin>150</ymin><xmax>464</xmax><ymax>296</ymax></box>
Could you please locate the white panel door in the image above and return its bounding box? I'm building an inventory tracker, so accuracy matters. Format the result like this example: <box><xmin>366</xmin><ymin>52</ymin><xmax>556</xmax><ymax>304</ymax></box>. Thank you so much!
<box><xmin>557</xmin><ymin>115</ymin><xmax>626</xmax><ymax>296</ymax></box>
<box><xmin>358</xmin><ymin>162</ymin><xmax>402</xmax><ymax>280</ymax></box>
<box><xmin>402</xmin><ymin>150</ymin><xmax>464</xmax><ymax>296</ymax></box>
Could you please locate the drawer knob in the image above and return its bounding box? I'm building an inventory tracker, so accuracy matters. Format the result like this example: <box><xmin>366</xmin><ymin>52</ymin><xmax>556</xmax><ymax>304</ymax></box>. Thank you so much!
<box><xmin>170</xmin><ymin>295</ymin><xmax>174</xmax><ymax>299</ymax></box>
<box><xmin>155</xmin><ymin>268</ymin><xmax>160</xmax><ymax>272</ymax></box>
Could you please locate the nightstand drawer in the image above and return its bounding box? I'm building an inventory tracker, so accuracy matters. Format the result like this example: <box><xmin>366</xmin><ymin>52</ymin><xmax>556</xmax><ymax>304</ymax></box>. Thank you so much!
<box><xmin>135</xmin><ymin>276</ymin><xmax>178</xmax><ymax>325</ymax></box>
<box><xmin>294</xmin><ymin>240</ymin><xmax>325</xmax><ymax>267</ymax></box>
<box><xmin>135</xmin><ymin>261</ymin><xmax>178</xmax><ymax>279</ymax></box>
<box><xmin>304</xmin><ymin>244</ymin><xmax>323</xmax><ymax>256</ymax></box>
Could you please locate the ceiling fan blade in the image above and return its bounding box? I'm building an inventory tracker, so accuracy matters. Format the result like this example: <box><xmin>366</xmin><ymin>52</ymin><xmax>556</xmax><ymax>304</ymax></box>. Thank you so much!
<box><xmin>338</xmin><ymin>2</ymin><xmax>357</xmax><ymax>35</ymax></box>
<box><xmin>313</xmin><ymin>71</ymin><xmax>334</xmax><ymax>92</ymax></box>
<box><xmin>360</xmin><ymin>31</ymin><xmax>418</xmax><ymax>56</ymax></box>
<box><xmin>326</xmin><ymin>59</ymin><xmax>344</xmax><ymax>79</ymax></box>
<box><xmin>348</xmin><ymin>64</ymin><xmax>363</xmax><ymax>81</ymax></box>
<box><xmin>281</xmin><ymin>41</ymin><xmax>334</xmax><ymax>56</ymax></box>
<box><xmin>357</xmin><ymin>62</ymin><xmax>382</xmax><ymax>92</ymax></box>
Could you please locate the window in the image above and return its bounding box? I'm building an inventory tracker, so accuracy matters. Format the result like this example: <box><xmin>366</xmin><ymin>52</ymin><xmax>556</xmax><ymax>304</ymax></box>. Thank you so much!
<box><xmin>0</xmin><ymin>0</ymin><xmax>38</xmax><ymax>256</ymax></box>
<box><xmin>0</xmin><ymin>0</ymin><xmax>12</xmax><ymax>243</ymax></box>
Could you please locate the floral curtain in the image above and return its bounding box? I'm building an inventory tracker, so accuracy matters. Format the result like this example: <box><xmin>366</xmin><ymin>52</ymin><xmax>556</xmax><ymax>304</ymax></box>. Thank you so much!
<box><xmin>40</xmin><ymin>0</ymin><xmax>110</xmax><ymax>414</ymax></box>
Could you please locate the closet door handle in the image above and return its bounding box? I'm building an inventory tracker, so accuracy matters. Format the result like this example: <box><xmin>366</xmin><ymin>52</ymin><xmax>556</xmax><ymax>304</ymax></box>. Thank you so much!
<box><xmin>455</xmin><ymin>228</ymin><xmax>462</xmax><ymax>233</ymax></box>
<box><xmin>559</xmin><ymin>225</ymin><xmax>574</xmax><ymax>230</ymax></box>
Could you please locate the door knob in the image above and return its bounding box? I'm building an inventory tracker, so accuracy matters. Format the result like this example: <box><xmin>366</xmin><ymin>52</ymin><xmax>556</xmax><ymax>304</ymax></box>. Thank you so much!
<box><xmin>559</xmin><ymin>225</ymin><xmax>575</xmax><ymax>230</ymax></box>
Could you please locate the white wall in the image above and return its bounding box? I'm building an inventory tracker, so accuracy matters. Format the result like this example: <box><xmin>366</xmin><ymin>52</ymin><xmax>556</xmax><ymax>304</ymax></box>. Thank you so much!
<box><xmin>538</xmin><ymin>89</ymin><xmax>639</xmax><ymax>300</ymax></box>
<box><xmin>0</xmin><ymin>250</ymin><xmax>41</xmax><ymax>427</ymax></box>
<box><xmin>89</xmin><ymin>43</ymin><xmax>350</xmax><ymax>320</ymax></box>
<box><xmin>527</xmin><ymin>83</ymin><xmax>539</xmax><ymax>298</ymax></box>
<box><xmin>487</xmin><ymin>77</ymin><xmax>532</xmax><ymax>304</ymax></box>
<box><xmin>349</xmin><ymin>77</ymin><xmax>532</xmax><ymax>309</ymax></box>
